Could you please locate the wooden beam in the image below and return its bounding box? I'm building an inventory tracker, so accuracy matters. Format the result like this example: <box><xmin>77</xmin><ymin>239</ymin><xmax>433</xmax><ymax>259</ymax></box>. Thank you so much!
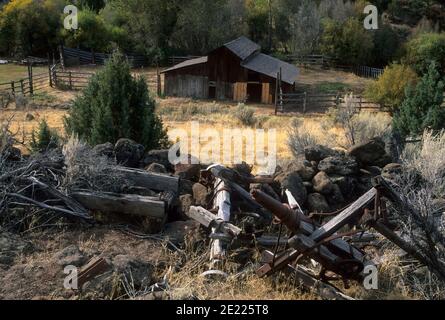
<box><xmin>210</xmin><ymin>177</ymin><xmax>231</xmax><ymax>262</ymax></box>
<box><xmin>71</xmin><ymin>191</ymin><xmax>165</xmax><ymax>219</ymax></box>
<box><xmin>114</xmin><ymin>167</ymin><xmax>179</xmax><ymax>193</ymax></box>
<box><xmin>310</xmin><ymin>188</ymin><xmax>377</xmax><ymax>242</ymax></box>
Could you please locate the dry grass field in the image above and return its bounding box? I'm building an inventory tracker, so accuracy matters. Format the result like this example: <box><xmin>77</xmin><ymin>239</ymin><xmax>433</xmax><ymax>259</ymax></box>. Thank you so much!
<box><xmin>1</xmin><ymin>65</ymin><xmax>371</xmax><ymax>162</ymax></box>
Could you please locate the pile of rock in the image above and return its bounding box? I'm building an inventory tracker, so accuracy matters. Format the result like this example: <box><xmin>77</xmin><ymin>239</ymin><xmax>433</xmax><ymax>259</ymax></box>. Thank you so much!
<box><xmin>275</xmin><ymin>137</ymin><xmax>397</xmax><ymax>214</ymax></box>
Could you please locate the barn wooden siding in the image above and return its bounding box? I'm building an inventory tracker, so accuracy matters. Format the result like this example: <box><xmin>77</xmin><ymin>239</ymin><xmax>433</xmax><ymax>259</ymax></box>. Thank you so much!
<box><xmin>164</xmin><ymin>74</ymin><xmax>209</xmax><ymax>99</ymax></box>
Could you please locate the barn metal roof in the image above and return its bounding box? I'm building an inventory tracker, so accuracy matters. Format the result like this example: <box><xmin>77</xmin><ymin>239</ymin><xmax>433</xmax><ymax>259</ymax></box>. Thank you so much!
<box><xmin>242</xmin><ymin>53</ymin><xmax>299</xmax><ymax>85</ymax></box>
<box><xmin>161</xmin><ymin>56</ymin><xmax>208</xmax><ymax>73</ymax></box>
<box><xmin>223</xmin><ymin>36</ymin><xmax>261</xmax><ymax>61</ymax></box>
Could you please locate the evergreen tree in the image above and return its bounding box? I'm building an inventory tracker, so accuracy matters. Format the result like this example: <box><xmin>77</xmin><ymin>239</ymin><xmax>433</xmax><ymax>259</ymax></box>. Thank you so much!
<box><xmin>64</xmin><ymin>52</ymin><xmax>169</xmax><ymax>149</ymax></box>
<box><xmin>30</xmin><ymin>120</ymin><xmax>60</xmax><ymax>153</ymax></box>
<box><xmin>393</xmin><ymin>63</ymin><xmax>445</xmax><ymax>138</ymax></box>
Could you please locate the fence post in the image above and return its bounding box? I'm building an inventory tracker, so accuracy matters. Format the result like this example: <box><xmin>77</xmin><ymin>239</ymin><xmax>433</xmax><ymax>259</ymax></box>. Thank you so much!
<box><xmin>359</xmin><ymin>96</ymin><xmax>363</xmax><ymax>111</ymax></box>
<box><xmin>27</xmin><ymin>63</ymin><xmax>33</xmax><ymax>95</ymax></box>
<box><xmin>157</xmin><ymin>65</ymin><xmax>162</xmax><ymax>97</ymax></box>
<box><xmin>69</xmin><ymin>71</ymin><xmax>73</xmax><ymax>90</ymax></box>
<box><xmin>20</xmin><ymin>80</ymin><xmax>24</xmax><ymax>95</ymax></box>
<box><xmin>10</xmin><ymin>81</ymin><xmax>15</xmax><ymax>96</ymax></box>
<box><xmin>303</xmin><ymin>92</ymin><xmax>307</xmax><ymax>114</ymax></box>
<box><xmin>274</xmin><ymin>72</ymin><xmax>279</xmax><ymax>115</ymax></box>
<box><xmin>48</xmin><ymin>54</ymin><xmax>53</xmax><ymax>88</ymax></box>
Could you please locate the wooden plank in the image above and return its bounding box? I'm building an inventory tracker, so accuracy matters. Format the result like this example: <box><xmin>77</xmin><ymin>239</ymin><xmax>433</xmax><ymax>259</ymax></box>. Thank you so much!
<box><xmin>71</xmin><ymin>191</ymin><xmax>165</xmax><ymax>218</ymax></box>
<box><xmin>310</xmin><ymin>188</ymin><xmax>377</xmax><ymax>242</ymax></box>
<box><xmin>114</xmin><ymin>167</ymin><xmax>179</xmax><ymax>193</ymax></box>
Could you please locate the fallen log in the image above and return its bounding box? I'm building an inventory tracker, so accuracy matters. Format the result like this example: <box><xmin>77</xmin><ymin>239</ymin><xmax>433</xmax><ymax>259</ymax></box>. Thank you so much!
<box><xmin>71</xmin><ymin>191</ymin><xmax>165</xmax><ymax>219</ymax></box>
<box><xmin>113</xmin><ymin>167</ymin><xmax>179</xmax><ymax>193</ymax></box>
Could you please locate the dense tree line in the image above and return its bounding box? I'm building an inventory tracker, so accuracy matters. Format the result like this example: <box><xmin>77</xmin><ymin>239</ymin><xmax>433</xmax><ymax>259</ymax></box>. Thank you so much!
<box><xmin>0</xmin><ymin>0</ymin><xmax>444</xmax><ymax>67</ymax></box>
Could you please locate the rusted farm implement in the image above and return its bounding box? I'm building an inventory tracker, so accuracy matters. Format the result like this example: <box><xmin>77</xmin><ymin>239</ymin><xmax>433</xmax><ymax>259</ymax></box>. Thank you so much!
<box><xmin>185</xmin><ymin>164</ymin><xmax>436</xmax><ymax>299</ymax></box>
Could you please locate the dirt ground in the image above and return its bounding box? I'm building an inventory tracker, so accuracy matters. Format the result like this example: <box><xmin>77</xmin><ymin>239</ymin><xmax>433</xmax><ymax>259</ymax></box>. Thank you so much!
<box><xmin>0</xmin><ymin>224</ymin><xmax>321</xmax><ymax>300</ymax></box>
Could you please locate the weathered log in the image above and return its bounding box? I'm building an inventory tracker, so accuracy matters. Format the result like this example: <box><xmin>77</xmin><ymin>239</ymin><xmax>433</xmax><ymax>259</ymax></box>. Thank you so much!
<box><xmin>187</xmin><ymin>206</ymin><xmax>241</xmax><ymax>236</ymax></box>
<box><xmin>210</xmin><ymin>177</ymin><xmax>231</xmax><ymax>262</ymax></box>
<box><xmin>114</xmin><ymin>167</ymin><xmax>179</xmax><ymax>193</ymax></box>
<box><xmin>71</xmin><ymin>191</ymin><xmax>165</xmax><ymax>218</ymax></box>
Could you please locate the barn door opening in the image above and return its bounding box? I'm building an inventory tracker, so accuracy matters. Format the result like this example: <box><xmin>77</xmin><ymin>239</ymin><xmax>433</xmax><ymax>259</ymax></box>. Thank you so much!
<box><xmin>247</xmin><ymin>83</ymin><xmax>262</xmax><ymax>103</ymax></box>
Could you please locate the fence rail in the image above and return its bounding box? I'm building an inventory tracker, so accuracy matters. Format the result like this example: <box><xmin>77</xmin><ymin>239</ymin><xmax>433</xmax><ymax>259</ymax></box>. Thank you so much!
<box><xmin>51</xmin><ymin>64</ymin><xmax>94</xmax><ymax>91</ymax></box>
<box><xmin>286</xmin><ymin>54</ymin><xmax>384</xmax><ymax>79</ymax></box>
<box><xmin>0</xmin><ymin>64</ymin><xmax>50</xmax><ymax>99</ymax></box>
<box><xmin>62</xmin><ymin>47</ymin><xmax>147</xmax><ymax>68</ymax></box>
<box><xmin>275</xmin><ymin>92</ymin><xmax>381</xmax><ymax>114</ymax></box>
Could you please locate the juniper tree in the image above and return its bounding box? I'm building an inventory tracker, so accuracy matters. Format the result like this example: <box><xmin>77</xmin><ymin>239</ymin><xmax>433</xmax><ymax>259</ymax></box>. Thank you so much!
<box><xmin>64</xmin><ymin>52</ymin><xmax>169</xmax><ymax>149</ymax></box>
<box><xmin>393</xmin><ymin>62</ymin><xmax>445</xmax><ymax>138</ymax></box>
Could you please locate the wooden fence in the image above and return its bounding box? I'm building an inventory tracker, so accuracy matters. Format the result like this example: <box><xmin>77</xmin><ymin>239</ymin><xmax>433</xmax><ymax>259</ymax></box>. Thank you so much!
<box><xmin>51</xmin><ymin>64</ymin><xmax>94</xmax><ymax>91</ymax></box>
<box><xmin>286</xmin><ymin>54</ymin><xmax>384</xmax><ymax>79</ymax></box>
<box><xmin>62</xmin><ymin>47</ymin><xmax>147</xmax><ymax>68</ymax></box>
<box><xmin>0</xmin><ymin>64</ymin><xmax>50</xmax><ymax>97</ymax></box>
<box><xmin>275</xmin><ymin>92</ymin><xmax>381</xmax><ymax>114</ymax></box>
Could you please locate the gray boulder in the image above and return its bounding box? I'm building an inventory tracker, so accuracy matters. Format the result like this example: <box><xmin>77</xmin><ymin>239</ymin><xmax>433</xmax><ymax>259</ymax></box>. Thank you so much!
<box><xmin>326</xmin><ymin>184</ymin><xmax>345</xmax><ymax>209</ymax></box>
<box><xmin>54</xmin><ymin>245</ymin><xmax>86</xmax><ymax>267</ymax></box>
<box><xmin>179</xmin><ymin>194</ymin><xmax>194</xmax><ymax>215</ymax></box>
<box><xmin>306</xmin><ymin>193</ymin><xmax>330</xmax><ymax>213</ymax></box>
<box><xmin>304</xmin><ymin>145</ymin><xmax>338</xmax><ymax>162</ymax></box>
<box><xmin>318</xmin><ymin>155</ymin><xmax>358</xmax><ymax>176</ymax></box>
<box><xmin>278</xmin><ymin>172</ymin><xmax>307</xmax><ymax>205</ymax></box>
<box><xmin>93</xmin><ymin>142</ymin><xmax>115</xmax><ymax>158</ymax></box>
<box><xmin>179</xmin><ymin>179</ymin><xmax>194</xmax><ymax>195</ymax></box>
<box><xmin>312</xmin><ymin>171</ymin><xmax>334</xmax><ymax>195</ymax></box>
<box><xmin>141</xmin><ymin>149</ymin><xmax>172</xmax><ymax>171</ymax></box>
<box><xmin>112</xmin><ymin>255</ymin><xmax>154</xmax><ymax>289</ymax></box>
<box><xmin>192</xmin><ymin>183</ymin><xmax>210</xmax><ymax>206</ymax></box>
<box><xmin>330</xmin><ymin>175</ymin><xmax>357</xmax><ymax>198</ymax></box>
<box><xmin>115</xmin><ymin>138</ymin><xmax>145</xmax><ymax>168</ymax></box>
<box><xmin>348</xmin><ymin>138</ymin><xmax>387</xmax><ymax>166</ymax></box>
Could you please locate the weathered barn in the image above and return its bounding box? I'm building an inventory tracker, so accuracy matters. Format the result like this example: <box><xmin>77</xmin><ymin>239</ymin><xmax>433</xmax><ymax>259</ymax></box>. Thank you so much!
<box><xmin>161</xmin><ymin>37</ymin><xmax>299</xmax><ymax>104</ymax></box>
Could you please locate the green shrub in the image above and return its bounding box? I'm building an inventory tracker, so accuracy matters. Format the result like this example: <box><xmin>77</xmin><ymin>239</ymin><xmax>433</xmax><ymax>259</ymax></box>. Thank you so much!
<box><xmin>404</xmin><ymin>32</ymin><xmax>445</xmax><ymax>75</ymax></box>
<box><xmin>365</xmin><ymin>64</ymin><xmax>418</xmax><ymax>114</ymax></box>
<box><xmin>235</xmin><ymin>103</ymin><xmax>256</xmax><ymax>126</ymax></box>
<box><xmin>64</xmin><ymin>52</ymin><xmax>169</xmax><ymax>149</ymax></box>
<box><xmin>320</xmin><ymin>17</ymin><xmax>374</xmax><ymax>66</ymax></box>
<box><xmin>30</xmin><ymin>120</ymin><xmax>60</xmax><ymax>153</ymax></box>
<box><xmin>393</xmin><ymin>63</ymin><xmax>445</xmax><ymax>138</ymax></box>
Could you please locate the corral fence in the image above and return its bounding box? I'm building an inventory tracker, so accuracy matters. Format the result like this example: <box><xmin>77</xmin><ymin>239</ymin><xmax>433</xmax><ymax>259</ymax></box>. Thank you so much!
<box><xmin>61</xmin><ymin>46</ymin><xmax>147</xmax><ymax>68</ymax></box>
<box><xmin>275</xmin><ymin>91</ymin><xmax>381</xmax><ymax>114</ymax></box>
<box><xmin>0</xmin><ymin>63</ymin><xmax>50</xmax><ymax>101</ymax></box>
<box><xmin>50</xmin><ymin>64</ymin><xmax>94</xmax><ymax>91</ymax></box>
<box><xmin>286</xmin><ymin>54</ymin><xmax>384</xmax><ymax>79</ymax></box>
